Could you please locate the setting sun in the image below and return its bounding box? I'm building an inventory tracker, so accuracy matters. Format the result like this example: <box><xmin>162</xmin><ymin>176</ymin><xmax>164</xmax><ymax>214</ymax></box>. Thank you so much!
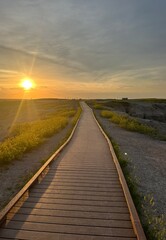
<box><xmin>21</xmin><ymin>79</ymin><xmax>34</xmax><ymax>91</ymax></box>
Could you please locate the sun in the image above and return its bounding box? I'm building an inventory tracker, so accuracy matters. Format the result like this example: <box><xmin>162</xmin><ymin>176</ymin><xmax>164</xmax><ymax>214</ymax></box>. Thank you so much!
<box><xmin>21</xmin><ymin>78</ymin><xmax>34</xmax><ymax>91</ymax></box>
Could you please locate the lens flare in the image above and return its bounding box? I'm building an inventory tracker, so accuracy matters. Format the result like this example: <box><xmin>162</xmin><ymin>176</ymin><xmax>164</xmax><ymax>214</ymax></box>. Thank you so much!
<box><xmin>21</xmin><ymin>78</ymin><xmax>34</xmax><ymax>90</ymax></box>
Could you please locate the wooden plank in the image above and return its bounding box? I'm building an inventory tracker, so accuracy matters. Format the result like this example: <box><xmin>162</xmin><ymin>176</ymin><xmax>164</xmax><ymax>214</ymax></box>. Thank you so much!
<box><xmin>54</xmin><ymin>172</ymin><xmax>117</xmax><ymax>174</ymax></box>
<box><xmin>55</xmin><ymin>168</ymin><xmax>117</xmax><ymax>172</ymax></box>
<box><xmin>49</xmin><ymin>173</ymin><xmax>117</xmax><ymax>177</ymax></box>
<box><xmin>47</xmin><ymin>173</ymin><xmax>118</xmax><ymax>178</ymax></box>
<box><xmin>43</xmin><ymin>176</ymin><xmax>119</xmax><ymax>181</ymax></box>
<box><xmin>47</xmin><ymin>172</ymin><xmax>118</xmax><ymax>177</ymax></box>
<box><xmin>57</xmin><ymin>165</ymin><xmax>114</xmax><ymax>168</ymax></box>
<box><xmin>34</xmin><ymin>185</ymin><xmax>123</xmax><ymax>192</ymax></box>
<box><xmin>31</xmin><ymin>188</ymin><xmax>124</xmax><ymax>197</ymax></box>
<box><xmin>42</xmin><ymin>178</ymin><xmax>120</xmax><ymax>184</ymax></box>
<box><xmin>56</xmin><ymin>163</ymin><xmax>114</xmax><ymax>166</ymax></box>
<box><xmin>22</xmin><ymin>197</ymin><xmax>127</xmax><ymax>207</ymax></box>
<box><xmin>9</xmin><ymin>207</ymin><xmax>131</xmax><ymax>221</ymax></box>
<box><xmin>4</xmin><ymin>220</ymin><xmax>136</xmax><ymax>237</ymax></box>
<box><xmin>55</xmin><ymin>167</ymin><xmax>114</xmax><ymax>169</ymax></box>
<box><xmin>15</xmin><ymin>202</ymin><xmax>129</xmax><ymax>213</ymax></box>
<box><xmin>41</xmin><ymin>180</ymin><xmax>120</xmax><ymax>185</ymax></box>
<box><xmin>43</xmin><ymin>174</ymin><xmax>119</xmax><ymax>179</ymax></box>
<box><xmin>7</xmin><ymin>213</ymin><xmax>133</xmax><ymax>228</ymax></box>
<box><xmin>38</xmin><ymin>182</ymin><xmax>121</xmax><ymax>188</ymax></box>
<box><xmin>48</xmin><ymin>175</ymin><xmax>118</xmax><ymax>180</ymax></box>
<box><xmin>55</xmin><ymin>166</ymin><xmax>114</xmax><ymax>170</ymax></box>
<box><xmin>52</xmin><ymin>168</ymin><xmax>116</xmax><ymax>172</ymax></box>
<box><xmin>0</xmin><ymin>229</ymin><xmax>137</xmax><ymax>240</ymax></box>
<box><xmin>41</xmin><ymin>175</ymin><xmax>119</xmax><ymax>180</ymax></box>
<box><xmin>29</xmin><ymin>192</ymin><xmax>125</xmax><ymax>201</ymax></box>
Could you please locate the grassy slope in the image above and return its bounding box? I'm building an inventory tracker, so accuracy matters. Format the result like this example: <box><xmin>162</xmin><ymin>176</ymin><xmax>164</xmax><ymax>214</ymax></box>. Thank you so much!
<box><xmin>0</xmin><ymin>100</ymin><xmax>81</xmax><ymax>166</ymax></box>
<box><xmin>101</xmin><ymin>110</ymin><xmax>157</xmax><ymax>137</ymax></box>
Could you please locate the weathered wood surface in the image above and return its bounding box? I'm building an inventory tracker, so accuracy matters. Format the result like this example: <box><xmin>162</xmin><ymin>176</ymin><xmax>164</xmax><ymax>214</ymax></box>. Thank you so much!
<box><xmin>0</xmin><ymin>103</ymin><xmax>140</xmax><ymax>239</ymax></box>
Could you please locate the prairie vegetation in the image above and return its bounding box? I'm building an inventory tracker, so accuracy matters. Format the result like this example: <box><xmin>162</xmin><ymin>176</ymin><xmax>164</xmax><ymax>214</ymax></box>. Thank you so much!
<box><xmin>87</xmin><ymin>99</ymin><xmax>166</xmax><ymax>140</ymax></box>
<box><xmin>101</xmin><ymin>110</ymin><xmax>157</xmax><ymax>137</ymax></box>
<box><xmin>0</xmin><ymin>99</ymin><xmax>81</xmax><ymax>166</ymax></box>
<box><xmin>91</xmin><ymin>99</ymin><xmax>166</xmax><ymax>122</ymax></box>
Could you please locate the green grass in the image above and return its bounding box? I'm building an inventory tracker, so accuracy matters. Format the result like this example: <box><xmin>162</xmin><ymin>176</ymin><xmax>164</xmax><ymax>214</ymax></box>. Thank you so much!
<box><xmin>0</xmin><ymin>104</ymin><xmax>81</xmax><ymax>167</ymax></box>
<box><xmin>101</xmin><ymin>110</ymin><xmax>157</xmax><ymax>137</ymax></box>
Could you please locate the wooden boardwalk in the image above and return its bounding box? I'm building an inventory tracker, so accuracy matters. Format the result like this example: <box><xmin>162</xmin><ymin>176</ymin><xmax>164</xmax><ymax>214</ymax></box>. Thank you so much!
<box><xmin>0</xmin><ymin>103</ymin><xmax>140</xmax><ymax>239</ymax></box>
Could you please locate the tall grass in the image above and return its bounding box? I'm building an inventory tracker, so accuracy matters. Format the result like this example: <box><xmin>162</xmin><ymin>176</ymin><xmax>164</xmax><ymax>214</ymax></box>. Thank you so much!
<box><xmin>101</xmin><ymin>110</ymin><xmax>157</xmax><ymax>137</ymax></box>
<box><xmin>0</xmin><ymin>108</ymin><xmax>79</xmax><ymax>166</ymax></box>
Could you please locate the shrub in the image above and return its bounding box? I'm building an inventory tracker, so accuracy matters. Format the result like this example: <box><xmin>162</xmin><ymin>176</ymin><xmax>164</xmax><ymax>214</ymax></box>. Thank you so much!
<box><xmin>101</xmin><ymin>110</ymin><xmax>157</xmax><ymax>137</ymax></box>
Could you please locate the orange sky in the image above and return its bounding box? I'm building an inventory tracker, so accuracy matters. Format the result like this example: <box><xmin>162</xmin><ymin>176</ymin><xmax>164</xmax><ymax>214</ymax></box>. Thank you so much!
<box><xmin>0</xmin><ymin>1</ymin><xmax>166</xmax><ymax>99</ymax></box>
<box><xmin>1</xmin><ymin>76</ymin><xmax>165</xmax><ymax>99</ymax></box>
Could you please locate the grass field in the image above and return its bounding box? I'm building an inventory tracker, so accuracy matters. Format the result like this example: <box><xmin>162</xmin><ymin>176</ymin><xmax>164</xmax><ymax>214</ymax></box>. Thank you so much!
<box><xmin>0</xmin><ymin>99</ymin><xmax>81</xmax><ymax>166</ymax></box>
<box><xmin>0</xmin><ymin>99</ymin><xmax>78</xmax><ymax>140</ymax></box>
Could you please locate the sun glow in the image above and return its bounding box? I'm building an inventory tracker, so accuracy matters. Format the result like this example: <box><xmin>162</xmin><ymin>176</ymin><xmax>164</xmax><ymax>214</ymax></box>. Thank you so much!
<box><xmin>21</xmin><ymin>78</ymin><xmax>34</xmax><ymax>91</ymax></box>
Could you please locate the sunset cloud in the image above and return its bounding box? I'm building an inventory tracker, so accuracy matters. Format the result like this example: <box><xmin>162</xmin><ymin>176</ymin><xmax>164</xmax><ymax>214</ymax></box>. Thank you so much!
<box><xmin>0</xmin><ymin>0</ymin><xmax>166</xmax><ymax>98</ymax></box>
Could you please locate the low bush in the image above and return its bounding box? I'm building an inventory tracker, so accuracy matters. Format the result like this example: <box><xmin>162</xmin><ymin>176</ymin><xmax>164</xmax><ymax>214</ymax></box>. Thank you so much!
<box><xmin>101</xmin><ymin>110</ymin><xmax>157</xmax><ymax>137</ymax></box>
<box><xmin>93</xmin><ymin>103</ymin><xmax>104</xmax><ymax>110</ymax></box>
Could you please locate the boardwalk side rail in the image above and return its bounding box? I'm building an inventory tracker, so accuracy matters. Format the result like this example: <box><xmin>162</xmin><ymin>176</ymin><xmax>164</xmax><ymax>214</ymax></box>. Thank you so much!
<box><xmin>91</xmin><ymin>108</ymin><xmax>147</xmax><ymax>240</ymax></box>
<box><xmin>0</xmin><ymin>109</ymin><xmax>82</xmax><ymax>226</ymax></box>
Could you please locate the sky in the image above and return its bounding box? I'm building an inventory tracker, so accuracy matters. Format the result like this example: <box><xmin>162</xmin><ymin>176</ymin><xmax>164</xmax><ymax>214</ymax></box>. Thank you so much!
<box><xmin>0</xmin><ymin>0</ymin><xmax>166</xmax><ymax>99</ymax></box>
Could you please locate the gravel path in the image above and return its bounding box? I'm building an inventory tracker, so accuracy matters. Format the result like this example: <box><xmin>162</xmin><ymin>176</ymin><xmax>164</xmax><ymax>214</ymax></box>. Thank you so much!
<box><xmin>0</xmin><ymin>123</ymin><xmax>73</xmax><ymax>210</ymax></box>
<box><xmin>95</xmin><ymin>110</ymin><xmax>166</xmax><ymax>217</ymax></box>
